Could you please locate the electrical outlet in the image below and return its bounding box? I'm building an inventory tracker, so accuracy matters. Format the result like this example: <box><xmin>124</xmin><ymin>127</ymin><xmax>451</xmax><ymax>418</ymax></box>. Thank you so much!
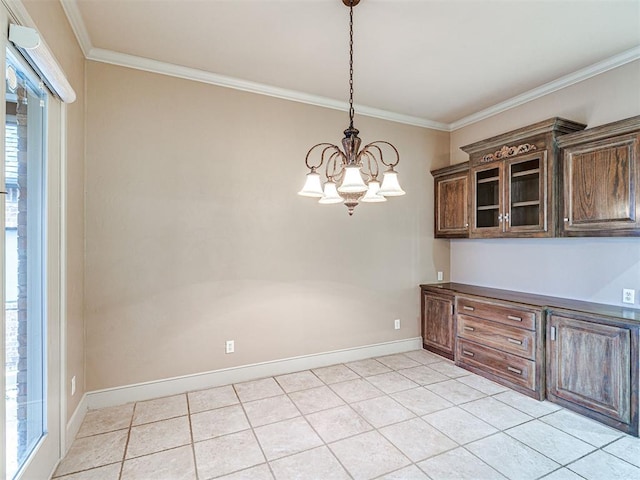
<box><xmin>71</xmin><ymin>376</ymin><xmax>76</xmax><ymax>396</ymax></box>
<box><xmin>394</xmin><ymin>319</ymin><xmax>401</xmax><ymax>330</ymax></box>
<box><xmin>437</xmin><ymin>271</ymin><xmax>443</xmax><ymax>281</ymax></box>
<box><xmin>622</xmin><ymin>288</ymin><xmax>635</xmax><ymax>304</ymax></box>
<box><xmin>225</xmin><ymin>340</ymin><xmax>235</xmax><ymax>354</ymax></box>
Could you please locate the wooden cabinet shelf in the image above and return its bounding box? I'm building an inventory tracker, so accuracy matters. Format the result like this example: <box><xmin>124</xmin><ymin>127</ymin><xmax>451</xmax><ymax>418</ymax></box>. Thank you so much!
<box><xmin>512</xmin><ymin>200</ymin><xmax>540</xmax><ymax>207</ymax></box>
<box><xmin>477</xmin><ymin>205</ymin><xmax>499</xmax><ymax>211</ymax></box>
<box><xmin>477</xmin><ymin>176</ymin><xmax>500</xmax><ymax>184</ymax></box>
<box><xmin>512</xmin><ymin>168</ymin><xmax>540</xmax><ymax>178</ymax></box>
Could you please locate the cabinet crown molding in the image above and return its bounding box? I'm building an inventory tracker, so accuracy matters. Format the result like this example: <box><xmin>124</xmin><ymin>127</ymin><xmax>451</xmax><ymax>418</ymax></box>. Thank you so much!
<box><xmin>430</xmin><ymin>161</ymin><xmax>469</xmax><ymax>177</ymax></box>
<box><xmin>461</xmin><ymin>117</ymin><xmax>587</xmax><ymax>155</ymax></box>
<box><xmin>557</xmin><ymin>115</ymin><xmax>640</xmax><ymax>148</ymax></box>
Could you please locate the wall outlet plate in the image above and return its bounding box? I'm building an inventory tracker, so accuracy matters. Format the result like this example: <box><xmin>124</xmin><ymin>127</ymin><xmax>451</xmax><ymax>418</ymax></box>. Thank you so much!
<box><xmin>394</xmin><ymin>319</ymin><xmax>401</xmax><ymax>330</ymax></box>
<box><xmin>225</xmin><ymin>340</ymin><xmax>235</xmax><ymax>354</ymax></box>
<box><xmin>71</xmin><ymin>376</ymin><xmax>76</xmax><ymax>396</ymax></box>
<box><xmin>437</xmin><ymin>271</ymin><xmax>443</xmax><ymax>281</ymax></box>
<box><xmin>622</xmin><ymin>288</ymin><xmax>635</xmax><ymax>304</ymax></box>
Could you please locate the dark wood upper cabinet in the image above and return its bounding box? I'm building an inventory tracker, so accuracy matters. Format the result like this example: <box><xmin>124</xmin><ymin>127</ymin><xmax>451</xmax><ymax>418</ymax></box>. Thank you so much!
<box><xmin>462</xmin><ymin>118</ymin><xmax>586</xmax><ymax>238</ymax></box>
<box><xmin>557</xmin><ymin>116</ymin><xmax>640</xmax><ymax>236</ymax></box>
<box><xmin>431</xmin><ymin>162</ymin><xmax>469</xmax><ymax>238</ymax></box>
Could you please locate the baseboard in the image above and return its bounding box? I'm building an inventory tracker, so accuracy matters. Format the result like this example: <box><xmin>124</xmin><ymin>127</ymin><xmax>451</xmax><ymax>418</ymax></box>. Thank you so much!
<box><xmin>65</xmin><ymin>393</ymin><xmax>88</xmax><ymax>453</ymax></box>
<box><xmin>85</xmin><ymin>337</ymin><xmax>422</xmax><ymax>410</ymax></box>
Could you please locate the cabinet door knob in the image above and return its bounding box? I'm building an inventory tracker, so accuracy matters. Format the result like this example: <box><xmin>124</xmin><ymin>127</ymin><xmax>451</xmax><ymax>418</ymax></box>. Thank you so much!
<box><xmin>462</xmin><ymin>350</ymin><xmax>475</xmax><ymax>357</ymax></box>
<box><xmin>507</xmin><ymin>366</ymin><xmax>522</xmax><ymax>375</ymax></box>
<box><xmin>463</xmin><ymin>306</ymin><xmax>475</xmax><ymax>311</ymax></box>
<box><xmin>505</xmin><ymin>213</ymin><xmax>510</xmax><ymax>222</ymax></box>
<box><xmin>564</xmin><ymin>218</ymin><xmax>569</xmax><ymax>222</ymax></box>
<box><xmin>507</xmin><ymin>338</ymin><xmax>522</xmax><ymax>345</ymax></box>
<box><xmin>463</xmin><ymin>326</ymin><xmax>475</xmax><ymax>332</ymax></box>
<box><xmin>507</xmin><ymin>315</ymin><xmax>522</xmax><ymax>322</ymax></box>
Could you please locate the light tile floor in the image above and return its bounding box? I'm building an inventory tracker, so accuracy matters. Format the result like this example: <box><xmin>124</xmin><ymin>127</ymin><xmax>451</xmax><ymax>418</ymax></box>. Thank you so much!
<box><xmin>53</xmin><ymin>350</ymin><xmax>640</xmax><ymax>480</ymax></box>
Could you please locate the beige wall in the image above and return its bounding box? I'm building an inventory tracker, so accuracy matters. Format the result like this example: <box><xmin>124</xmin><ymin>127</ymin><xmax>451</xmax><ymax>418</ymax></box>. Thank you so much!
<box><xmin>84</xmin><ymin>61</ymin><xmax>450</xmax><ymax>390</ymax></box>
<box><xmin>450</xmin><ymin>61</ymin><xmax>640</xmax><ymax>306</ymax></box>
<box><xmin>23</xmin><ymin>0</ymin><xmax>86</xmax><ymax>420</ymax></box>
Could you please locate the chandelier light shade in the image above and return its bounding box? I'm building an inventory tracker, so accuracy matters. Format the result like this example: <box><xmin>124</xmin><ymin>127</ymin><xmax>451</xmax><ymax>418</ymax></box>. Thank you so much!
<box><xmin>298</xmin><ymin>0</ymin><xmax>405</xmax><ymax>215</ymax></box>
<box><xmin>298</xmin><ymin>171</ymin><xmax>325</xmax><ymax>197</ymax></box>
<box><xmin>379</xmin><ymin>168</ymin><xmax>406</xmax><ymax>196</ymax></box>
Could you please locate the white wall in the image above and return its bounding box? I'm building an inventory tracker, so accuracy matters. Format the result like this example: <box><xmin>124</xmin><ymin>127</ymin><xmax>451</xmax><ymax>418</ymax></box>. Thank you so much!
<box><xmin>450</xmin><ymin>61</ymin><xmax>640</xmax><ymax>307</ymax></box>
<box><xmin>84</xmin><ymin>61</ymin><xmax>451</xmax><ymax>391</ymax></box>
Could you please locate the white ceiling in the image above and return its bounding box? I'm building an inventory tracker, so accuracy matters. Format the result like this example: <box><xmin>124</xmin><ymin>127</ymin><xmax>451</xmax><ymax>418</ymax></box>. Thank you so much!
<box><xmin>62</xmin><ymin>0</ymin><xmax>640</xmax><ymax>130</ymax></box>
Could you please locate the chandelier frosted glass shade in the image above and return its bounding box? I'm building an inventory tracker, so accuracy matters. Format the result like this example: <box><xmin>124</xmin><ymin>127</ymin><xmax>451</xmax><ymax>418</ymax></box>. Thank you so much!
<box><xmin>297</xmin><ymin>0</ymin><xmax>404</xmax><ymax>216</ymax></box>
<box><xmin>319</xmin><ymin>181</ymin><xmax>343</xmax><ymax>204</ymax></box>
<box><xmin>378</xmin><ymin>168</ymin><xmax>406</xmax><ymax>197</ymax></box>
<box><xmin>361</xmin><ymin>180</ymin><xmax>387</xmax><ymax>203</ymax></box>
<box><xmin>297</xmin><ymin>171</ymin><xmax>324</xmax><ymax>197</ymax></box>
<box><xmin>338</xmin><ymin>166</ymin><xmax>368</xmax><ymax>193</ymax></box>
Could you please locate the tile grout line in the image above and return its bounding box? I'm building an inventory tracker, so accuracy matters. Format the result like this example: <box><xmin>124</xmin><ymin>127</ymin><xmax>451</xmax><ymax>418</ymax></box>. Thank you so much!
<box><xmin>231</xmin><ymin>382</ymin><xmax>276</xmax><ymax>479</ymax></box>
<box><xmin>282</xmin><ymin>386</ymin><xmax>357</xmax><ymax>479</ymax></box>
<box><xmin>185</xmin><ymin>392</ymin><xmax>200</xmax><ymax>480</ymax></box>
<box><xmin>255</xmin><ymin>377</ymin><xmax>351</xmax><ymax>478</ymax></box>
<box><xmin>117</xmin><ymin>401</ymin><xmax>136</xmax><ymax>480</ymax></box>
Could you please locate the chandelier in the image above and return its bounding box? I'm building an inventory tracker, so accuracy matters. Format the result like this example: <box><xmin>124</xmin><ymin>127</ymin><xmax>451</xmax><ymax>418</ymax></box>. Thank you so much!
<box><xmin>298</xmin><ymin>0</ymin><xmax>405</xmax><ymax>216</ymax></box>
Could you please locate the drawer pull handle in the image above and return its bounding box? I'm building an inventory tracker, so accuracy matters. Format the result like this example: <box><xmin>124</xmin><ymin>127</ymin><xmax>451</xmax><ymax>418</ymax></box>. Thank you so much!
<box><xmin>507</xmin><ymin>366</ymin><xmax>522</xmax><ymax>375</ymax></box>
<box><xmin>463</xmin><ymin>306</ymin><xmax>475</xmax><ymax>311</ymax></box>
<box><xmin>507</xmin><ymin>315</ymin><xmax>522</xmax><ymax>322</ymax></box>
<box><xmin>507</xmin><ymin>338</ymin><xmax>522</xmax><ymax>345</ymax></box>
<box><xmin>463</xmin><ymin>326</ymin><xmax>475</xmax><ymax>332</ymax></box>
<box><xmin>462</xmin><ymin>350</ymin><xmax>475</xmax><ymax>357</ymax></box>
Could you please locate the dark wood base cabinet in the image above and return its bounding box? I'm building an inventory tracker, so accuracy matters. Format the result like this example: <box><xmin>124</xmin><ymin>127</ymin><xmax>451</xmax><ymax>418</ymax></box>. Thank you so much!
<box><xmin>455</xmin><ymin>295</ymin><xmax>545</xmax><ymax>400</ymax></box>
<box><xmin>420</xmin><ymin>283</ymin><xmax>640</xmax><ymax>436</ymax></box>
<box><xmin>547</xmin><ymin>310</ymin><xmax>639</xmax><ymax>436</ymax></box>
<box><xmin>421</xmin><ymin>289</ymin><xmax>455</xmax><ymax>360</ymax></box>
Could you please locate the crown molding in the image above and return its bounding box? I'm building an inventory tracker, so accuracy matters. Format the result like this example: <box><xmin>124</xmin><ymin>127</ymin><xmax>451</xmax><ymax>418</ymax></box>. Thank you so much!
<box><xmin>87</xmin><ymin>47</ymin><xmax>449</xmax><ymax>131</ymax></box>
<box><xmin>59</xmin><ymin>0</ymin><xmax>639</xmax><ymax>133</ymax></box>
<box><xmin>449</xmin><ymin>45</ymin><xmax>640</xmax><ymax>131</ymax></box>
<box><xmin>60</xmin><ymin>0</ymin><xmax>92</xmax><ymax>57</ymax></box>
<box><xmin>2</xmin><ymin>0</ymin><xmax>32</xmax><ymax>25</ymax></box>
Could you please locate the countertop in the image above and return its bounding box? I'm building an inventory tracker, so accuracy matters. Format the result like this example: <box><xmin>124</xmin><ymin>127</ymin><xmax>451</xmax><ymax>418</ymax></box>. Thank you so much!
<box><xmin>420</xmin><ymin>282</ymin><xmax>640</xmax><ymax>323</ymax></box>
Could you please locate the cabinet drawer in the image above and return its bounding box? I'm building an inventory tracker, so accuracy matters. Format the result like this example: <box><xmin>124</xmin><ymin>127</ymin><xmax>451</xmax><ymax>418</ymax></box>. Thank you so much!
<box><xmin>457</xmin><ymin>338</ymin><xmax>536</xmax><ymax>391</ymax></box>
<box><xmin>456</xmin><ymin>296</ymin><xmax>537</xmax><ymax>330</ymax></box>
<box><xmin>457</xmin><ymin>315</ymin><xmax>536</xmax><ymax>360</ymax></box>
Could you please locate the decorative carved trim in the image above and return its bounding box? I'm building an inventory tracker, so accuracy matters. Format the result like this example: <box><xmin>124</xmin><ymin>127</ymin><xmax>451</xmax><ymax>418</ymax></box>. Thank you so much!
<box><xmin>481</xmin><ymin>143</ymin><xmax>537</xmax><ymax>162</ymax></box>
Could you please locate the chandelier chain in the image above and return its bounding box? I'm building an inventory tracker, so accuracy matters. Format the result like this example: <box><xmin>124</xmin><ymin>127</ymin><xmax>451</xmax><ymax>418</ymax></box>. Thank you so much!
<box><xmin>299</xmin><ymin>0</ymin><xmax>404</xmax><ymax>215</ymax></box>
<box><xmin>349</xmin><ymin>1</ymin><xmax>354</xmax><ymax>129</ymax></box>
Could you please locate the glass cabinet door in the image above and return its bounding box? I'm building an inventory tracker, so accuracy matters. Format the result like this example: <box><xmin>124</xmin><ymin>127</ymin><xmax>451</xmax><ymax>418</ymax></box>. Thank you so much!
<box><xmin>506</xmin><ymin>153</ymin><xmax>547</xmax><ymax>233</ymax></box>
<box><xmin>472</xmin><ymin>164</ymin><xmax>503</xmax><ymax>234</ymax></box>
